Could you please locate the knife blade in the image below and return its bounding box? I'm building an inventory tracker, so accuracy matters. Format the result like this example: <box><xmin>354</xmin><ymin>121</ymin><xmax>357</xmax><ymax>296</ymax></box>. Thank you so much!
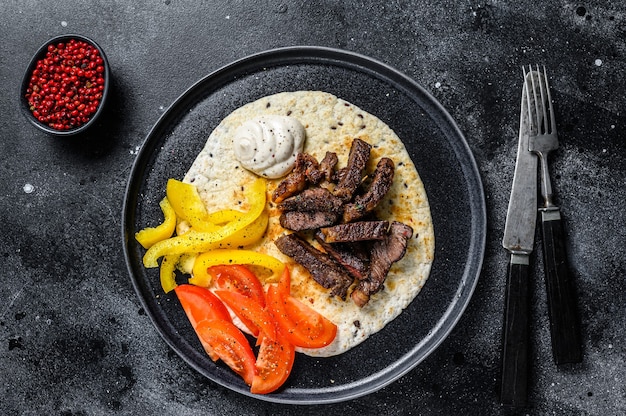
<box><xmin>499</xmin><ymin>70</ymin><xmax>539</xmax><ymax>407</ymax></box>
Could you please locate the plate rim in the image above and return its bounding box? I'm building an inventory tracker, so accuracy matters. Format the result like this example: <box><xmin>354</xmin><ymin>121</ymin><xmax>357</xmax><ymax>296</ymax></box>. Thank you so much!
<box><xmin>122</xmin><ymin>45</ymin><xmax>486</xmax><ymax>405</ymax></box>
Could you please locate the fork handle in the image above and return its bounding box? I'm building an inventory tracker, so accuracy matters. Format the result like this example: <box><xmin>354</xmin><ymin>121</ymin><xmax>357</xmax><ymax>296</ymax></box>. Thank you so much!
<box><xmin>540</xmin><ymin>208</ymin><xmax>583</xmax><ymax>364</ymax></box>
<box><xmin>500</xmin><ymin>253</ymin><xmax>530</xmax><ymax>407</ymax></box>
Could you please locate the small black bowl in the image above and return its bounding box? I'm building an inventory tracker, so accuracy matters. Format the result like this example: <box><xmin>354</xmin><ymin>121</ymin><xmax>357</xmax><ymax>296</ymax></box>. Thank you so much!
<box><xmin>20</xmin><ymin>34</ymin><xmax>111</xmax><ymax>137</ymax></box>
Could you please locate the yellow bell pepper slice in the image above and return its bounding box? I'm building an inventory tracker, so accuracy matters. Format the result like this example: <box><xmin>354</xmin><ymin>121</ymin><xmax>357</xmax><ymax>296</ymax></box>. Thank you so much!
<box><xmin>206</xmin><ymin>209</ymin><xmax>243</xmax><ymax>224</ymax></box>
<box><xmin>189</xmin><ymin>249</ymin><xmax>285</xmax><ymax>287</ymax></box>
<box><xmin>176</xmin><ymin>253</ymin><xmax>197</xmax><ymax>274</ymax></box>
<box><xmin>143</xmin><ymin>178</ymin><xmax>268</xmax><ymax>267</ymax></box>
<box><xmin>165</xmin><ymin>179</ymin><xmax>219</xmax><ymax>232</ymax></box>
<box><xmin>219</xmin><ymin>209</ymin><xmax>268</xmax><ymax>249</ymax></box>
<box><xmin>135</xmin><ymin>197</ymin><xmax>176</xmax><ymax>249</ymax></box>
<box><xmin>171</xmin><ymin>211</ymin><xmax>266</xmax><ymax>258</ymax></box>
<box><xmin>159</xmin><ymin>254</ymin><xmax>179</xmax><ymax>293</ymax></box>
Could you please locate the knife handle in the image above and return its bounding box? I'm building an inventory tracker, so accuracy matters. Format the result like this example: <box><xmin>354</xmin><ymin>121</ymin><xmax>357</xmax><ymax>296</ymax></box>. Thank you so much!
<box><xmin>540</xmin><ymin>208</ymin><xmax>582</xmax><ymax>365</ymax></box>
<box><xmin>500</xmin><ymin>253</ymin><xmax>530</xmax><ymax>407</ymax></box>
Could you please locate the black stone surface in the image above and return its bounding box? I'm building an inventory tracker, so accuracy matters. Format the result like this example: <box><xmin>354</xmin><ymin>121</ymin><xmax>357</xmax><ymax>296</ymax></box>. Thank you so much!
<box><xmin>1</xmin><ymin>1</ymin><xmax>624</xmax><ymax>415</ymax></box>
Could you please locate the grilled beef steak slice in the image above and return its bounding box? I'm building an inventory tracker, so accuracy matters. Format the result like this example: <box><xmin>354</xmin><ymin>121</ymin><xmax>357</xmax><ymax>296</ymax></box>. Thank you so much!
<box><xmin>300</xmin><ymin>153</ymin><xmax>324</xmax><ymax>184</ymax></box>
<box><xmin>279</xmin><ymin>210</ymin><xmax>340</xmax><ymax>231</ymax></box>
<box><xmin>351</xmin><ymin>221</ymin><xmax>413</xmax><ymax>307</ymax></box>
<box><xmin>333</xmin><ymin>138</ymin><xmax>371</xmax><ymax>201</ymax></box>
<box><xmin>272</xmin><ymin>161</ymin><xmax>307</xmax><ymax>203</ymax></box>
<box><xmin>314</xmin><ymin>231</ymin><xmax>370</xmax><ymax>280</ymax></box>
<box><xmin>318</xmin><ymin>220</ymin><xmax>389</xmax><ymax>243</ymax></box>
<box><xmin>272</xmin><ymin>153</ymin><xmax>326</xmax><ymax>203</ymax></box>
<box><xmin>319</xmin><ymin>151</ymin><xmax>338</xmax><ymax>182</ymax></box>
<box><xmin>333</xmin><ymin>166</ymin><xmax>348</xmax><ymax>184</ymax></box>
<box><xmin>343</xmin><ymin>157</ymin><xmax>395</xmax><ymax>222</ymax></box>
<box><xmin>278</xmin><ymin>187</ymin><xmax>344</xmax><ymax>213</ymax></box>
<box><xmin>275</xmin><ymin>233</ymin><xmax>353</xmax><ymax>298</ymax></box>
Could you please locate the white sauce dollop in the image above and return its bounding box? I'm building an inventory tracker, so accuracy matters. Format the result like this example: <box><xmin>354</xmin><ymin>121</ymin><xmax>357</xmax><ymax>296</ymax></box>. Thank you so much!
<box><xmin>233</xmin><ymin>115</ymin><xmax>305</xmax><ymax>178</ymax></box>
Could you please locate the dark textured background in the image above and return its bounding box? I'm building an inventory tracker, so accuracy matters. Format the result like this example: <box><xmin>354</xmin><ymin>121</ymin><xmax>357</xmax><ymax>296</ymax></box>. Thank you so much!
<box><xmin>1</xmin><ymin>1</ymin><xmax>624</xmax><ymax>415</ymax></box>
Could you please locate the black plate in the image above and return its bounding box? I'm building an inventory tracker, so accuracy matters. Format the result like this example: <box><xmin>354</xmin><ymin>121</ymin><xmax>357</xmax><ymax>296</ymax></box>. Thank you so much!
<box><xmin>122</xmin><ymin>46</ymin><xmax>486</xmax><ymax>404</ymax></box>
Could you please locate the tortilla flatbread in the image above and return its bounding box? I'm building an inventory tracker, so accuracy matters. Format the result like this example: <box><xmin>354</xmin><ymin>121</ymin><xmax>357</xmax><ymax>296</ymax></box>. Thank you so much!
<box><xmin>183</xmin><ymin>91</ymin><xmax>434</xmax><ymax>356</ymax></box>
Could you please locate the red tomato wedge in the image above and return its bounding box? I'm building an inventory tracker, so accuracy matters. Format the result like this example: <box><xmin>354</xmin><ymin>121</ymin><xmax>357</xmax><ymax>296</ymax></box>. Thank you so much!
<box><xmin>195</xmin><ymin>319</ymin><xmax>257</xmax><ymax>386</ymax></box>
<box><xmin>267</xmin><ymin>284</ymin><xmax>337</xmax><ymax>349</ymax></box>
<box><xmin>175</xmin><ymin>284</ymin><xmax>232</xmax><ymax>325</ymax></box>
<box><xmin>215</xmin><ymin>290</ymin><xmax>277</xmax><ymax>340</ymax></box>
<box><xmin>174</xmin><ymin>284</ymin><xmax>233</xmax><ymax>361</ymax></box>
<box><xmin>209</xmin><ymin>265</ymin><xmax>266</xmax><ymax>336</ymax></box>
<box><xmin>250</xmin><ymin>329</ymin><xmax>295</xmax><ymax>394</ymax></box>
<box><xmin>277</xmin><ymin>265</ymin><xmax>291</xmax><ymax>296</ymax></box>
<box><xmin>209</xmin><ymin>265</ymin><xmax>266</xmax><ymax>307</ymax></box>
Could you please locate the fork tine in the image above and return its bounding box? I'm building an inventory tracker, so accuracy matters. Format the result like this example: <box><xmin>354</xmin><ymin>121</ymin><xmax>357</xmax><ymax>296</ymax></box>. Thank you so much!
<box><xmin>536</xmin><ymin>65</ymin><xmax>548</xmax><ymax>134</ymax></box>
<box><xmin>542</xmin><ymin>66</ymin><xmax>556</xmax><ymax>134</ymax></box>
<box><xmin>529</xmin><ymin>65</ymin><xmax>542</xmax><ymax>134</ymax></box>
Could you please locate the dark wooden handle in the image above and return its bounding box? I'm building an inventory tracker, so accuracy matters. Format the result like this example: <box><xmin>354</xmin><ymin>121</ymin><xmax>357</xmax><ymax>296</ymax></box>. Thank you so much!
<box><xmin>541</xmin><ymin>209</ymin><xmax>582</xmax><ymax>365</ymax></box>
<box><xmin>500</xmin><ymin>254</ymin><xmax>530</xmax><ymax>407</ymax></box>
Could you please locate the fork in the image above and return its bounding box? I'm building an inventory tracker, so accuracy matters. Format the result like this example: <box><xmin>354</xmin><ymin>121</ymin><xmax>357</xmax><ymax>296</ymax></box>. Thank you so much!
<box><xmin>525</xmin><ymin>65</ymin><xmax>582</xmax><ymax>365</ymax></box>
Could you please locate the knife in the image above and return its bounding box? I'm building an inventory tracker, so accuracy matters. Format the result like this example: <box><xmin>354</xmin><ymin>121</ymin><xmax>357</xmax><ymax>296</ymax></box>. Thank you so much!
<box><xmin>499</xmin><ymin>70</ymin><xmax>539</xmax><ymax>407</ymax></box>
